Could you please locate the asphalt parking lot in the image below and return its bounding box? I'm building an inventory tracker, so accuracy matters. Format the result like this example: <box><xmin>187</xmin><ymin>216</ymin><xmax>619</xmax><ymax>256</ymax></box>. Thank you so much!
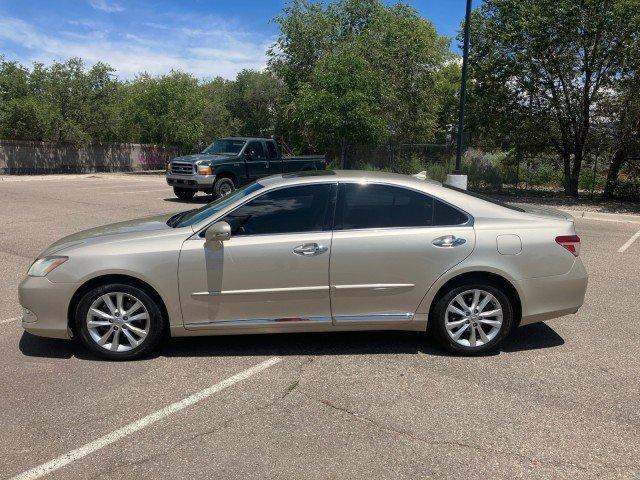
<box><xmin>1</xmin><ymin>174</ymin><xmax>639</xmax><ymax>480</ymax></box>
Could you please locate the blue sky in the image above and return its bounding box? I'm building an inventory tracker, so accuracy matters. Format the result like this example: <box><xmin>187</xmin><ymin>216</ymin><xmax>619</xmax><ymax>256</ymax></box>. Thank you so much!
<box><xmin>0</xmin><ymin>0</ymin><xmax>480</xmax><ymax>80</ymax></box>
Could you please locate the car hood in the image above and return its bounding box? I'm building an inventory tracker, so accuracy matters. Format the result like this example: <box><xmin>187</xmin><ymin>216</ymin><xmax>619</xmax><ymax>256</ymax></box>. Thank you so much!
<box><xmin>38</xmin><ymin>213</ymin><xmax>175</xmax><ymax>257</ymax></box>
<box><xmin>172</xmin><ymin>153</ymin><xmax>238</xmax><ymax>165</ymax></box>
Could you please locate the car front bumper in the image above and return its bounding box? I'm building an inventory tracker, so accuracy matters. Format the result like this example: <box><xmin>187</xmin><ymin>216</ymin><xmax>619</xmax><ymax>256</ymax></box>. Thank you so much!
<box><xmin>19</xmin><ymin>276</ymin><xmax>78</xmax><ymax>339</ymax></box>
<box><xmin>166</xmin><ymin>172</ymin><xmax>216</xmax><ymax>189</ymax></box>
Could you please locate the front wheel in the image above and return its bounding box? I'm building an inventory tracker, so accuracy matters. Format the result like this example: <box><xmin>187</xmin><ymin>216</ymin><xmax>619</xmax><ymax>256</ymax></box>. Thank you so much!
<box><xmin>213</xmin><ymin>176</ymin><xmax>236</xmax><ymax>198</ymax></box>
<box><xmin>431</xmin><ymin>284</ymin><xmax>513</xmax><ymax>355</ymax></box>
<box><xmin>75</xmin><ymin>284</ymin><xmax>165</xmax><ymax>360</ymax></box>
<box><xmin>173</xmin><ymin>187</ymin><xmax>196</xmax><ymax>200</ymax></box>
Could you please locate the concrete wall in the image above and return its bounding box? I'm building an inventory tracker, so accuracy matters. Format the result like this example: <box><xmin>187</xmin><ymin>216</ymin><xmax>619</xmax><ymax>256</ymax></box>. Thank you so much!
<box><xmin>0</xmin><ymin>140</ymin><xmax>187</xmax><ymax>174</ymax></box>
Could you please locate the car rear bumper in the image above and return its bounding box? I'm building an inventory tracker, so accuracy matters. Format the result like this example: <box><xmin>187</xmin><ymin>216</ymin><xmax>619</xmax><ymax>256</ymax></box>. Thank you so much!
<box><xmin>518</xmin><ymin>257</ymin><xmax>588</xmax><ymax>325</ymax></box>
<box><xmin>166</xmin><ymin>173</ymin><xmax>216</xmax><ymax>189</ymax></box>
<box><xmin>19</xmin><ymin>276</ymin><xmax>77</xmax><ymax>339</ymax></box>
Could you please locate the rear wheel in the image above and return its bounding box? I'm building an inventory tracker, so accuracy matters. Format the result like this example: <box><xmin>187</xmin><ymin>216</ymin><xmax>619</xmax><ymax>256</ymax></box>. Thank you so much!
<box><xmin>213</xmin><ymin>176</ymin><xmax>235</xmax><ymax>198</ymax></box>
<box><xmin>75</xmin><ymin>283</ymin><xmax>164</xmax><ymax>360</ymax></box>
<box><xmin>173</xmin><ymin>187</ymin><xmax>196</xmax><ymax>200</ymax></box>
<box><xmin>431</xmin><ymin>284</ymin><xmax>513</xmax><ymax>355</ymax></box>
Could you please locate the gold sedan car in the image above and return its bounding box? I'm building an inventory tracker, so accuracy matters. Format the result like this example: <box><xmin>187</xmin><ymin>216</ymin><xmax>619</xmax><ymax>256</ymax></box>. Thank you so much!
<box><xmin>19</xmin><ymin>171</ymin><xmax>587</xmax><ymax>360</ymax></box>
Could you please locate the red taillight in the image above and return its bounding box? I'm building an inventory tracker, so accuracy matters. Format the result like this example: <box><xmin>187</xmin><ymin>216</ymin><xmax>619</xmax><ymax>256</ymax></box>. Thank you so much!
<box><xmin>556</xmin><ymin>235</ymin><xmax>580</xmax><ymax>256</ymax></box>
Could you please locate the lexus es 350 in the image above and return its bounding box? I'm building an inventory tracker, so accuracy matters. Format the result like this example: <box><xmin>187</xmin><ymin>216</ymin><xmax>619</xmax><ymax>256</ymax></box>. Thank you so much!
<box><xmin>19</xmin><ymin>171</ymin><xmax>587</xmax><ymax>360</ymax></box>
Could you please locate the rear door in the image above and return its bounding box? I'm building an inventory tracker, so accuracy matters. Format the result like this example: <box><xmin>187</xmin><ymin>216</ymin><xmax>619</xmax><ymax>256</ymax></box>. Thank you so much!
<box><xmin>244</xmin><ymin>141</ymin><xmax>268</xmax><ymax>180</ymax></box>
<box><xmin>265</xmin><ymin>141</ymin><xmax>283</xmax><ymax>175</ymax></box>
<box><xmin>329</xmin><ymin>182</ymin><xmax>475</xmax><ymax>325</ymax></box>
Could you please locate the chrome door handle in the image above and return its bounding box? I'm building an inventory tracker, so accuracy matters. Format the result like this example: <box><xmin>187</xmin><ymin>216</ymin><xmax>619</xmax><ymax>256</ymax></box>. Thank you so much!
<box><xmin>432</xmin><ymin>235</ymin><xmax>466</xmax><ymax>248</ymax></box>
<box><xmin>293</xmin><ymin>243</ymin><xmax>328</xmax><ymax>256</ymax></box>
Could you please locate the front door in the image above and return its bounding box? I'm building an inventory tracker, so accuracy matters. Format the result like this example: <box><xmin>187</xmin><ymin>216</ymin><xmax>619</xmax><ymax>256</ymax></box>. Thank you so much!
<box><xmin>178</xmin><ymin>183</ymin><xmax>336</xmax><ymax>330</ymax></box>
<box><xmin>329</xmin><ymin>182</ymin><xmax>475</xmax><ymax>325</ymax></box>
<box><xmin>244</xmin><ymin>141</ymin><xmax>268</xmax><ymax>180</ymax></box>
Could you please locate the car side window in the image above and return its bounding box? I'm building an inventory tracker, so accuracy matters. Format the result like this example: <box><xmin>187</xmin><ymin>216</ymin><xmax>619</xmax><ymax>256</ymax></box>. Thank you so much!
<box><xmin>335</xmin><ymin>183</ymin><xmax>434</xmax><ymax>230</ymax></box>
<box><xmin>334</xmin><ymin>183</ymin><xmax>468</xmax><ymax>230</ymax></box>
<box><xmin>245</xmin><ymin>141</ymin><xmax>266</xmax><ymax>160</ymax></box>
<box><xmin>221</xmin><ymin>184</ymin><xmax>334</xmax><ymax>236</ymax></box>
<box><xmin>433</xmin><ymin>199</ymin><xmax>469</xmax><ymax>226</ymax></box>
<box><xmin>266</xmin><ymin>141</ymin><xmax>279</xmax><ymax>159</ymax></box>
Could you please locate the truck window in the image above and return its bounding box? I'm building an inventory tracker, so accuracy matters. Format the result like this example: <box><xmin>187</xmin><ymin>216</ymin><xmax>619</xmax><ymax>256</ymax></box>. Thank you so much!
<box><xmin>245</xmin><ymin>141</ymin><xmax>266</xmax><ymax>160</ymax></box>
<box><xmin>266</xmin><ymin>141</ymin><xmax>278</xmax><ymax>159</ymax></box>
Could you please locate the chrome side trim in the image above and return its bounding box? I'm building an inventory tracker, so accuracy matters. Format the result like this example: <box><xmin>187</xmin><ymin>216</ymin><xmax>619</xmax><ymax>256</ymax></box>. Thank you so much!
<box><xmin>186</xmin><ymin>316</ymin><xmax>332</xmax><ymax>328</ymax></box>
<box><xmin>331</xmin><ymin>284</ymin><xmax>415</xmax><ymax>291</ymax></box>
<box><xmin>333</xmin><ymin>313</ymin><xmax>414</xmax><ymax>323</ymax></box>
<box><xmin>191</xmin><ymin>285</ymin><xmax>329</xmax><ymax>298</ymax></box>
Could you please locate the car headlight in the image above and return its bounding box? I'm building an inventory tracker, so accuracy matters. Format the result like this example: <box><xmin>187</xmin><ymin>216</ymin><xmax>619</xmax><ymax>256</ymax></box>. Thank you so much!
<box><xmin>27</xmin><ymin>256</ymin><xmax>68</xmax><ymax>277</ymax></box>
<box><xmin>197</xmin><ymin>165</ymin><xmax>213</xmax><ymax>175</ymax></box>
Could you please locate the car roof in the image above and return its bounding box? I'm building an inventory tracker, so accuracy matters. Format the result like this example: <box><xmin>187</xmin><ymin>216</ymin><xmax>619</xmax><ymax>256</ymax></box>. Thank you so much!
<box><xmin>261</xmin><ymin>169</ymin><xmax>439</xmax><ymax>187</ymax></box>
<box><xmin>256</xmin><ymin>170</ymin><xmax>529</xmax><ymax>221</ymax></box>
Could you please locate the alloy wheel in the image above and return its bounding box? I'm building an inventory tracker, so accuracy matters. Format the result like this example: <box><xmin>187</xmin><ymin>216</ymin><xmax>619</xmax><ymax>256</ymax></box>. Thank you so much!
<box><xmin>444</xmin><ymin>289</ymin><xmax>503</xmax><ymax>348</ymax></box>
<box><xmin>86</xmin><ymin>292</ymin><xmax>150</xmax><ymax>352</ymax></box>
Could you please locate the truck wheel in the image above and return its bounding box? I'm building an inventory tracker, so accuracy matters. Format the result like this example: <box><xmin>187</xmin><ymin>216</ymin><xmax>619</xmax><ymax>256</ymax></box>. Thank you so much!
<box><xmin>173</xmin><ymin>187</ymin><xmax>196</xmax><ymax>200</ymax></box>
<box><xmin>213</xmin><ymin>177</ymin><xmax>235</xmax><ymax>198</ymax></box>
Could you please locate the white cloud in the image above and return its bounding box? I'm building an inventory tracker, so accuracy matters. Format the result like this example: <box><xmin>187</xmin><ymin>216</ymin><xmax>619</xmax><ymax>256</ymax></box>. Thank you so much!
<box><xmin>0</xmin><ymin>15</ymin><xmax>272</xmax><ymax>80</ymax></box>
<box><xmin>88</xmin><ymin>0</ymin><xmax>124</xmax><ymax>13</ymax></box>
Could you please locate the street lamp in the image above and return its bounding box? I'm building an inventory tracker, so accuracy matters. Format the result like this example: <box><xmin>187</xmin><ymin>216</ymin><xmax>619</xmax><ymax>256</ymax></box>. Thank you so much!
<box><xmin>447</xmin><ymin>0</ymin><xmax>473</xmax><ymax>190</ymax></box>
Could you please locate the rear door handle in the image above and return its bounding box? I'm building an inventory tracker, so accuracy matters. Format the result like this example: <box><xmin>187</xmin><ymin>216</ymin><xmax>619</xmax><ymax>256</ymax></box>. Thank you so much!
<box><xmin>432</xmin><ymin>235</ymin><xmax>466</xmax><ymax>248</ymax></box>
<box><xmin>293</xmin><ymin>243</ymin><xmax>328</xmax><ymax>256</ymax></box>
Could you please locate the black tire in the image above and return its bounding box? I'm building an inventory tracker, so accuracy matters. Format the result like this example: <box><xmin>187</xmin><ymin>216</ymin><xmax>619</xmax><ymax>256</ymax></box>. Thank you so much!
<box><xmin>75</xmin><ymin>283</ymin><xmax>165</xmax><ymax>360</ymax></box>
<box><xmin>213</xmin><ymin>176</ymin><xmax>236</xmax><ymax>198</ymax></box>
<box><xmin>173</xmin><ymin>187</ymin><xmax>196</xmax><ymax>200</ymax></box>
<box><xmin>430</xmin><ymin>283</ymin><xmax>513</xmax><ymax>355</ymax></box>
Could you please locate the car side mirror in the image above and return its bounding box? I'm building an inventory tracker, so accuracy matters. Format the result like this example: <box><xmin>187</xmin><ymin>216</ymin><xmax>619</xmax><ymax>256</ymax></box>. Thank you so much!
<box><xmin>205</xmin><ymin>221</ymin><xmax>231</xmax><ymax>242</ymax></box>
<box><xmin>243</xmin><ymin>150</ymin><xmax>253</xmax><ymax>160</ymax></box>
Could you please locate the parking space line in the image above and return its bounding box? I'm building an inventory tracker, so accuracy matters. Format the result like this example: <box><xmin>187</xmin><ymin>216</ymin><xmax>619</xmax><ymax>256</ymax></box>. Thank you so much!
<box><xmin>618</xmin><ymin>228</ymin><xmax>640</xmax><ymax>253</ymax></box>
<box><xmin>0</xmin><ymin>317</ymin><xmax>20</xmax><ymax>325</ymax></box>
<box><xmin>10</xmin><ymin>356</ymin><xmax>281</xmax><ymax>480</ymax></box>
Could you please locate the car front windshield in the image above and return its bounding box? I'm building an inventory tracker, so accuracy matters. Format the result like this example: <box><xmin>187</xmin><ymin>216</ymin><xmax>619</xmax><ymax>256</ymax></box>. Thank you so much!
<box><xmin>168</xmin><ymin>182</ymin><xmax>264</xmax><ymax>228</ymax></box>
<box><xmin>202</xmin><ymin>139</ymin><xmax>246</xmax><ymax>155</ymax></box>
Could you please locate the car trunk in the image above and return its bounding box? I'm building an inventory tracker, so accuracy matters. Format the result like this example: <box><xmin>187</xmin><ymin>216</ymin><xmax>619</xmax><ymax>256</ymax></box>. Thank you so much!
<box><xmin>510</xmin><ymin>203</ymin><xmax>575</xmax><ymax>222</ymax></box>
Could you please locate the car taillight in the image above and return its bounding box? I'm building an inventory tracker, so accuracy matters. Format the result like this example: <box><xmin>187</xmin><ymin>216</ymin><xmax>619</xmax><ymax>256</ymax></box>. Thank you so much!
<box><xmin>556</xmin><ymin>235</ymin><xmax>580</xmax><ymax>256</ymax></box>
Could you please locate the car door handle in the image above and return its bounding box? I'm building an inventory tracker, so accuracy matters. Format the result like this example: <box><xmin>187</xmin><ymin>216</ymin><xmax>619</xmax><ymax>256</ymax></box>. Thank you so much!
<box><xmin>293</xmin><ymin>243</ymin><xmax>328</xmax><ymax>256</ymax></box>
<box><xmin>432</xmin><ymin>235</ymin><xmax>466</xmax><ymax>248</ymax></box>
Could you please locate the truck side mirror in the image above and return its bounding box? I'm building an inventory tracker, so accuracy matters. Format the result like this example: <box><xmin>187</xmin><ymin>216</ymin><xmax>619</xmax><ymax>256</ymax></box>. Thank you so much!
<box><xmin>205</xmin><ymin>221</ymin><xmax>231</xmax><ymax>242</ymax></box>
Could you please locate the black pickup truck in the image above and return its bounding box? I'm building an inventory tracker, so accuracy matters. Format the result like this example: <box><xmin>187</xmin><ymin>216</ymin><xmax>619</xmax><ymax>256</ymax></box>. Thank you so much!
<box><xmin>165</xmin><ymin>137</ymin><xmax>326</xmax><ymax>199</ymax></box>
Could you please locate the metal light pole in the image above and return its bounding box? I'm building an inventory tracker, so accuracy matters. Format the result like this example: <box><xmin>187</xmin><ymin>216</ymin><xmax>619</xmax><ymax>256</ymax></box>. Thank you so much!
<box><xmin>447</xmin><ymin>0</ymin><xmax>473</xmax><ymax>189</ymax></box>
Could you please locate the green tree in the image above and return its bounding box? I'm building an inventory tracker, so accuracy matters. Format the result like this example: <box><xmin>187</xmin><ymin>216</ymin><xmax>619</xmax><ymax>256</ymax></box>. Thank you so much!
<box><xmin>119</xmin><ymin>71</ymin><xmax>204</xmax><ymax>148</ymax></box>
<box><xmin>358</xmin><ymin>3</ymin><xmax>451</xmax><ymax>143</ymax></box>
<box><xmin>200</xmin><ymin>77</ymin><xmax>239</xmax><ymax>145</ymax></box>
<box><xmin>226</xmin><ymin>70</ymin><xmax>283</xmax><ymax>137</ymax></box>
<box><xmin>291</xmin><ymin>46</ymin><xmax>386</xmax><ymax>168</ymax></box>
<box><xmin>468</xmin><ymin>0</ymin><xmax>640</xmax><ymax>196</ymax></box>
<box><xmin>270</xmin><ymin>0</ymin><xmax>452</xmax><ymax>153</ymax></box>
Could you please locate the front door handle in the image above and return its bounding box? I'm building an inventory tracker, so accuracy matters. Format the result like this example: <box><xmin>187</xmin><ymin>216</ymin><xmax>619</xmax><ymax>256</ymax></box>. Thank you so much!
<box><xmin>432</xmin><ymin>235</ymin><xmax>466</xmax><ymax>248</ymax></box>
<box><xmin>293</xmin><ymin>243</ymin><xmax>328</xmax><ymax>256</ymax></box>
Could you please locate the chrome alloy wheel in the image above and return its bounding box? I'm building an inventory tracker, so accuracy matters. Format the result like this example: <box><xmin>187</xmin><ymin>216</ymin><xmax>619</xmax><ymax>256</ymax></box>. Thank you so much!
<box><xmin>86</xmin><ymin>292</ymin><xmax>150</xmax><ymax>352</ymax></box>
<box><xmin>444</xmin><ymin>289</ymin><xmax>503</xmax><ymax>348</ymax></box>
<box><xmin>219</xmin><ymin>180</ymin><xmax>234</xmax><ymax>196</ymax></box>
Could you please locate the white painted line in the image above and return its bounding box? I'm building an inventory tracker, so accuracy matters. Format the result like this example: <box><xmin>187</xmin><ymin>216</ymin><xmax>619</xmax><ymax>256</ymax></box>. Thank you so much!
<box><xmin>10</xmin><ymin>356</ymin><xmax>281</xmax><ymax>480</ymax></box>
<box><xmin>618</xmin><ymin>228</ymin><xmax>640</xmax><ymax>253</ymax></box>
<box><xmin>0</xmin><ymin>316</ymin><xmax>20</xmax><ymax>325</ymax></box>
